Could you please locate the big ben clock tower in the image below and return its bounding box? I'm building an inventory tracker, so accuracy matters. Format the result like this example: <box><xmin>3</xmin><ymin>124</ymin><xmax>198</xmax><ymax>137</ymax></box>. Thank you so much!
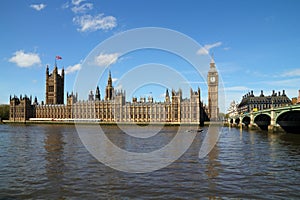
<box><xmin>207</xmin><ymin>55</ymin><xmax>219</xmax><ymax>121</ymax></box>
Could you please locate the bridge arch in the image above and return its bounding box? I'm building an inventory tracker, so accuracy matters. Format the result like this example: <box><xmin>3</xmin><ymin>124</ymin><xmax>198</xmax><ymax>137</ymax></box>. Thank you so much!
<box><xmin>235</xmin><ymin>118</ymin><xmax>240</xmax><ymax>124</ymax></box>
<box><xmin>242</xmin><ymin>116</ymin><xmax>250</xmax><ymax>126</ymax></box>
<box><xmin>275</xmin><ymin>110</ymin><xmax>295</xmax><ymax>122</ymax></box>
<box><xmin>230</xmin><ymin>118</ymin><xmax>233</xmax><ymax>124</ymax></box>
<box><xmin>276</xmin><ymin>110</ymin><xmax>300</xmax><ymax>133</ymax></box>
<box><xmin>254</xmin><ymin>114</ymin><xmax>271</xmax><ymax>130</ymax></box>
<box><xmin>255</xmin><ymin>112</ymin><xmax>271</xmax><ymax>118</ymax></box>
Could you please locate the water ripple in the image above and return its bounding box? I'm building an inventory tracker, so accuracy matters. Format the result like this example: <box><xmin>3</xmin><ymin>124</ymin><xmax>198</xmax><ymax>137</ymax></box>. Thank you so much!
<box><xmin>0</xmin><ymin>124</ymin><xmax>299</xmax><ymax>199</ymax></box>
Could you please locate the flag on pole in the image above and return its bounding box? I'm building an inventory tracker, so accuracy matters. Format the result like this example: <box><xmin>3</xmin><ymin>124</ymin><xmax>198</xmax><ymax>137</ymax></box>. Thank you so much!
<box><xmin>56</xmin><ymin>55</ymin><xmax>62</xmax><ymax>60</ymax></box>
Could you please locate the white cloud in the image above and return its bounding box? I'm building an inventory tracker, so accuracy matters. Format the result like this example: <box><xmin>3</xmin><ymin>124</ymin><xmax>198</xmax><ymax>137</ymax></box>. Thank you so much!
<box><xmin>72</xmin><ymin>0</ymin><xmax>86</xmax><ymax>5</ymax></box>
<box><xmin>58</xmin><ymin>68</ymin><xmax>63</xmax><ymax>75</ymax></box>
<box><xmin>71</xmin><ymin>3</ymin><xmax>93</xmax><ymax>13</ymax></box>
<box><xmin>115</xmin><ymin>84</ymin><xmax>123</xmax><ymax>90</ymax></box>
<box><xmin>9</xmin><ymin>50</ymin><xmax>41</xmax><ymax>67</ymax></box>
<box><xmin>61</xmin><ymin>2</ymin><xmax>70</xmax><ymax>9</ymax></box>
<box><xmin>30</xmin><ymin>4</ymin><xmax>46</xmax><ymax>11</ymax></box>
<box><xmin>94</xmin><ymin>53</ymin><xmax>119</xmax><ymax>67</ymax></box>
<box><xmin>204</xmin><ymin>42</ymin><xmax>222</xmax><ymax>50</ymax></box>
<box><xmin>65</xmin><ymin>63</ymin><xmax>82</xmax><ymax>74</ymax></box>
<box><xmin>261</xmin><ymin>78</ymin><xmax>300</xmax><ymax>87</ymax></box>
<box><xmin>159</xmin><ymin>93</ymin><xmax>166</xmax><ymax>98</ymax></box>
<box><xmin>245</xmin><ymin>69</ymin><xmax>269</xmax><ymax>78</ymax></box>
<box><xmin>224</xmin><ymin>86</ymin><xmax>249</xmax><ymax>91</ymax></box>
<box><xmin>73</xmin><ymin>14</ymin><xmax>117</xmax><ymax>32</ymax></box>
<box><xmin>112</xmin><ymin>78</ymin><xmax>118</xmax><ymax>83</ymax></box>
<box><xmin>197</xmin><ymin>42</ymin><xmax>222</xmax><ymax>55</ymax></box>
<box><xmin>181</xmin><ymin>81</ymin><xmax>207</xmax><ymax>84</ymax></box>
<box><xmin>281</xmin><ymin>69</ymin><xmax>300</xmax><ymax>77</ymax></box>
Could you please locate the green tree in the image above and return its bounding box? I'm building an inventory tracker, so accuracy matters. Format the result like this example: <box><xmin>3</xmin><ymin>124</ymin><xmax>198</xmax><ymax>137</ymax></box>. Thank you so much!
<box><xmin>225</xmin><ymin>113</ymin><xmax>230</xmax><ymax>119</ymax></box>
<box><xmin>0</xmin><ymin>104</ymin><xmax>10</xmax><ymax>120</ymax></box>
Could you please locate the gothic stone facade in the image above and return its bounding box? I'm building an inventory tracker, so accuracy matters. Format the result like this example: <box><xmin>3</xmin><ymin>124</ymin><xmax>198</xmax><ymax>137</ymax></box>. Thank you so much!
<box><xmin>46</xmin><ymin>65</ymin><xmax>64</xmax><ymax>104</ymax></box>
<box><xmin>10</xmin><ymin>67</ymin><xmax>207</xmax><ymax>125</ymax></box>
<box><xmin>9</xmin><ymin>95</ymin><xmax>36</xmax><ymax>122</ymax></box>
<box><xmin>207</xmin><ymin>56</ymin><xmax>219</xmax><ymax>121</ymax></box>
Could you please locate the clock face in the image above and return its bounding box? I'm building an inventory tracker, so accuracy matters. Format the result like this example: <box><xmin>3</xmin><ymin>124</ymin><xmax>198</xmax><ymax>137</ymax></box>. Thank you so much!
<box><xmin>210</xmin><ymin>76</ymin><xmax>216</xmax><ymax>83</ymax></box>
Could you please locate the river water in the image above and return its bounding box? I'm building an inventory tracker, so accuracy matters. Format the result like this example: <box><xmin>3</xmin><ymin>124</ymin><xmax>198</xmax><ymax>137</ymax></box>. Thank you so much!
<box><xmin>0</xmin><ymin>124</ymin><xmax>299</xmax><ymax>199</ymax></box>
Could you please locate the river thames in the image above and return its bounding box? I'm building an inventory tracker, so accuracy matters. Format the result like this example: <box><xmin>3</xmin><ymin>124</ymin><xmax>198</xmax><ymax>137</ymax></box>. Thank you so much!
<box><xmin>0</xmin><ymin>124</ymin><xmax>299</xmax><ymax>199</ymax></box>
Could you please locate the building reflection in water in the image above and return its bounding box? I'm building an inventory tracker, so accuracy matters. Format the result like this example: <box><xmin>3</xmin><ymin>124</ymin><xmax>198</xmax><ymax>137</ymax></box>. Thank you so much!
<box><xmin>202</xmin><ymin>126</ymin><xmax>222</xmax><ymax>199</ymax></box>
<box><xmin>205</xmin><ymin>145</ymin><xmax>220</xmax><ymax>195</ymax></box>
<box><xmin>44</xmin><ymin>126</ymin><xmax>65</xmax><ymax>198</ymax></box>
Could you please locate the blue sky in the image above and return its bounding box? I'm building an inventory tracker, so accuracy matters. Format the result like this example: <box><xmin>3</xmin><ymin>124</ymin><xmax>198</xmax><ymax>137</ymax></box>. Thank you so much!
<box><xmin>1</xmin><ymin>0</ymin><xmax>300</xmax><ymax>112</ymax></box>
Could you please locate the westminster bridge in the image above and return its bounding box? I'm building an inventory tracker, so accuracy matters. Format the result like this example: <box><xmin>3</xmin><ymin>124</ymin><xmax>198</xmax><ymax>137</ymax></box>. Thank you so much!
<box><xmin>229</xmin><ymin>104</ymin><xmax>300</xmax><ymax>133</ymax></box>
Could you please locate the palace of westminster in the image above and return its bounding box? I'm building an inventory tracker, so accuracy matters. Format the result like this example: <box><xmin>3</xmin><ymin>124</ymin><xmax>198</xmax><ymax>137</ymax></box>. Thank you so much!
<box><xmin>9</xmin><ymin>58</ymin><xmax>220</xmax><ymax>124</ymax></box>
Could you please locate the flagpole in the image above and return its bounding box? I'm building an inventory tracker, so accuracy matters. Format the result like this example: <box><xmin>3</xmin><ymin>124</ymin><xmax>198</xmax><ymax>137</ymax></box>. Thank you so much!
<box><xmin>55</xmin><ymin>56</ymin><xmax>62</xmax><ymax>67</ymax></box>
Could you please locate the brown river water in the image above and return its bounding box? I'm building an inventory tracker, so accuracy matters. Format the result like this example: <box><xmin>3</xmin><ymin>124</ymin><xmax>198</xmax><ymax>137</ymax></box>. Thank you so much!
<box><xmin>0</xmin><ymin>124</ymin><xmax>299</xmax><ymax>199</ymax></box>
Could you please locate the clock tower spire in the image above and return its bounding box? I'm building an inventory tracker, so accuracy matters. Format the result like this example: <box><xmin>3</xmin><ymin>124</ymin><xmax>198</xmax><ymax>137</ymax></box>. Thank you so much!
<box><xmin>207</xmin><ymin>54</ymin><xmax>219</xmax><ymax>121</ymax></box>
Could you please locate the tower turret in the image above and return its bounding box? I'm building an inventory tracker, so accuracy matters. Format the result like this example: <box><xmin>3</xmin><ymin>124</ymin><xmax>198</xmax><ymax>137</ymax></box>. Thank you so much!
<box><xmin>210</xmin><ymin>53</ymin><xmax>216</xmax><ymax>69</ymax></box>
<box><xmin>108</xmin><ymin>70</ymin><xmax>112</xmax><ymax>85</ymax></box>
<box><xmin>165</xmin><ymin>88</ymin><xmax>170</xmax><ymax>103</ymax></box>
<box><xmin>62</xmin><ymin>67</ymin><xmax>65</xmax><ymax>78</ymax></box>
<box><xmin>88</xmin><ymin>90</ymin><xmax>94</xmax><ymax>101</ymax></box>
<box><xmin>46</xmin><ymin>65</ymin><xmax>49</xmax><ymax>75</ymax></box>
<box><xmin>54</xmin><ymin>65</ymin><xmax>58</xmax><ymax>74</ymax></box>
<box><xmin>105</xmin><ymin>70</ymin><xmax>114</xmax><ymax>101</ymax></box>
<box><xmin>95</xmin><ymin>86</ymin><xmax>101</xmax><ymax>101</ymax></box>
<box><xmin>45</xmin><ymin>63</ymin><xmax>64</xmax><ymax>104</ymax></box>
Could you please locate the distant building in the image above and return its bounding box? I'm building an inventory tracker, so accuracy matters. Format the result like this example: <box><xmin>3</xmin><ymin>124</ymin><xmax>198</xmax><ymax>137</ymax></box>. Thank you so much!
<box><xmin>9</xmin><ymin>95</ymin><xmax>37</xmax><ymax>122</ymax></box>
<box><xmin>291</xmin><ymin>97</ymin><xmax>298</xmax><ymax>105</ymax></box>
<box><xmin>227</xmin><ymin>100</ymin><xmax>239</xmax><ymax>118</ymax></box>
<box><xmin>237</xmin><ymin>90</ymin><xmax>291</xmax><ymax>114</ymax></box>
<box><xmin>9</xmin><ymin>65</ymin><xmax>209</xmax><ymax>124</ymax></box>
<box><xmin>290</xmin><ymin>90</ymin><xmax>300</xmax><ymax>105</ymax></box>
